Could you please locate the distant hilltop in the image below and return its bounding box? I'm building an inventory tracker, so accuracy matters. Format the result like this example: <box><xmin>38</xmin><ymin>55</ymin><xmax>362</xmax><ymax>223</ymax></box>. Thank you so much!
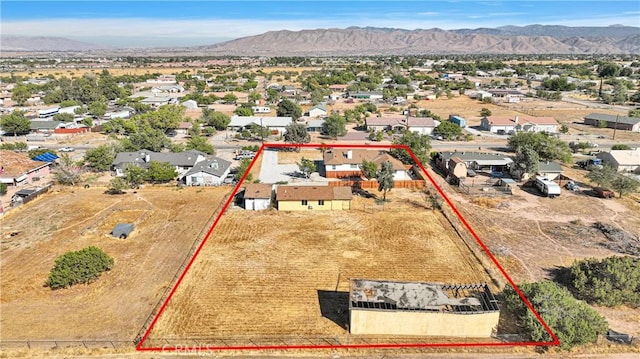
<box><xmin>1</xmin><ymin>35</ymin><xmax>104</xmax><ymax>52</ymax></box>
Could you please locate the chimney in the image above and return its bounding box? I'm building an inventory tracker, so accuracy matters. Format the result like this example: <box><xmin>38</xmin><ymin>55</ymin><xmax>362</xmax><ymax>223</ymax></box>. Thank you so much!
<box><xmin>347</xmin><ymin>150</ymin><xmax>353</xmax><ymax>159</ymax></box>
<box><xmin>514</xmin><ymin>116</ymin><xmax>519</xmax><ymax>124</ymax></box>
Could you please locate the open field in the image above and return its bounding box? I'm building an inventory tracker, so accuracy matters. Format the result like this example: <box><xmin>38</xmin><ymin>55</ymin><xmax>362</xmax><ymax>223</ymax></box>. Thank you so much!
<box><xmin>0</xmin><ymin>186</ymin><xmax>231</xmax><ymax>341</ymax></box>
<box><xmin>143</xmin><ymin>189</ymin><xmax>496</xmax><ymax>345</ymax></box>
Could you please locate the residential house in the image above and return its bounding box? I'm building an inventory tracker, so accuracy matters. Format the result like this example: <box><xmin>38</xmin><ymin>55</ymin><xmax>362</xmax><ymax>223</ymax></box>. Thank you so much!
<box><xmin>306</xmin><ymin>119</ymin><xmax>326</xmax><ymax>132</ymax></box>
<box><xmin>276</xmin><ymin>185</ymin><xmax>352</xmax><ymax>211</ymax></box>
<box><xmin>365</xmin><ymin>116</ymin><xmax>436</xmax><ymax>135</ymax></box>
<box><xmin>583</xmin><ymin>113</ymin><xmax>640</xmax><ymax>132</ymax></box>
<box><xmin>323</xmin><ymin>149</ymin><xmax>408</xmax><ymax>179</ymax></box>
<box><xmin>480</xmin><ymin>115</ymin><xmax>558</xmax><ymax>134</ymax></box>
<box><xmin>112</xmin><ymin>150</ymin><xmax>206</xmax><ymax>177</ymax></box>
<box><xmin>328</xmin><ymin>84</ymin><xmax>349</xmax><ymax>92</ymax></box>
<box><xmin>468</xmin><ymin>91</ymin><xmax>493</xmax><ymax>100</ymax></box>
<box><xmin>180</xmin><ymin>157</ymin><xmax>232</xmax><ymax>186</ymax></box>
<box><xmin>175</xmin><ymin>122</ymin><xmax>193</xmax><ymax>135</ymax></box>
<box><xmin>182</xmin><ymin>100</ymin><xmax>198</xmax><ymax>109</ymax></box>
<box><xmin>243</xmin><ymin>183</ymin><xmax>273</xmax><ymax>210</ymax></box>
<box><xmin>537</xmin><ymin>161</ymin><xmax>564</xmax><ymax>180</ymax></box>
<box><xmin>228</xmin><ymin>116</ymin><xmax>293</xmax><ymax>135</ymax></box>
<box><xmin>140</xmin><ymin>96</ymin><xmax>173</xmax><ymax>108</ymax></box>
<box><xmin>0</xmin><ymin>150</ymin><xmax>53</xmax><ymax>186</ymax></box>
<box><xmin>488</xmin><ymin>89</ymin><xmax>524</xmax><ymax>103</ymax></box>
<box><xmin>348</xmin><ymin>91</ymin><xmax>384</xmax><ymax>101</ymax></box>
<box><xmin>440</xmin><ymin>73</ymin><xmax>465</xmax><ymax>81</ymax></box>
<box><xmin>152</xmin><ymin>85</ymin><xmax>184</xmax><ymax>94</ymax></box>
<box><xmin>435</xmin><ymin>152</ymin><xmax>513</xmax><ymax>175</ymax></box>
<box><xmin>307</xmin><ymin>103</ymin><xmax>327</xmax><ymax>118</ymax></box>
<box><xmin>596</xmin><ymin>148</ymin><xmax>640</xmax><ymax>173</ymax></box>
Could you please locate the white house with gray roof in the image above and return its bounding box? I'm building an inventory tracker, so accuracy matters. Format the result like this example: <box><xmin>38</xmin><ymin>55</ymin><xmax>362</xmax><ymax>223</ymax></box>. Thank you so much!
<box><xmin>228</xmin><ymin>116</ymin><xmax>293</xmax><ymax>134</ymax></box>
<box><xmin>180</xmin><ymin>157</ymin><xmax>232</xmax><ymax>186</ymax></box>
<box><xmin>596</xmin><ymin>148</ymin><xmax>640</xmax><ymax>173</ymax></box>
<box><xmin>584</xmin><ymin>113</ymin><xmax>640</xmax><ymax>132</ymax></box>
<box><xmin>112</xmin><ymin>150</ymin><xmax>206</xmax><ymax>177</ymax></box>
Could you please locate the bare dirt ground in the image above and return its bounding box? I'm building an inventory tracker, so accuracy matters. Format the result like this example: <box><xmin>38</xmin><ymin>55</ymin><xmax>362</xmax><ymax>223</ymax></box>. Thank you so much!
<box><xmin>0</xmin><ymin>186</ymin><xmax>231</xmax><ymax>341</ymax></box>
<box><xmin>431</xmin><ymin>166</ymin><xmax>640</xmax><ymax>336</ymax></box>
<box><xmin>143</xmin><ymin>189</ymin><xmax>496</xmax><ymax>346</ymax></box>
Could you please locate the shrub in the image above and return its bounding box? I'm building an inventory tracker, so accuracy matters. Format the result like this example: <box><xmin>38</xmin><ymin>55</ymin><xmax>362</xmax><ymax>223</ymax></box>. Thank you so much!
<box><xmin>46</xmin><ymin>246</ymin><xmax>114</xmax><ymax>290</ymax></box>
<box><xmin>503</xmin><ymin>281</ymin><xmax>608</xmax><ymax>350</ymax></box>
<box><xmin>555</xmin><ymin>256</ymin><xmax>640</xmax><ymax>307</ymax></box>
<box><xmin>0</xmin><ymin>183</ymin><xmax>7</xmax><ymax>195</ymax></box>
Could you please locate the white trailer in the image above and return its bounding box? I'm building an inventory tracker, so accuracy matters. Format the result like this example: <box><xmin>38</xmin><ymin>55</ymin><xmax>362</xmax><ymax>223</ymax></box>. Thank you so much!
<box><xmin>535</xmin><ymin>177</ymin><xmax>561</xmax><ymax>198</ymax></box>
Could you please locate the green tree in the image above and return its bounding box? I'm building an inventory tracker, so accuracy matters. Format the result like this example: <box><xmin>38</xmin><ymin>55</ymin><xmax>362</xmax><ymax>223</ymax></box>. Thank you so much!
<box><xmin>234</xmin><ymin>107</ymin><xmax>254</xmax><ymax>116</ymax></box>
<box><xmin>53</xmin><ymin>112</ymin><xmax>74</xmax><ymax>122</ymax></box>
<box><xmin>46</xmin><ymin>246</ymin><xmax>114</xmax><ymax>290</ymax></box>
<box><xmin>434</xmin><ymin>120</ymin><xmax>463</xmax><ymax>140</ymax></box>
<box><xmin>202</xmin><ymin>109</ymin><xmax>230</xmax><ymax>130</ymax></box>
<box><xmin>283</xmin><ymin>122</ymin><xmax>310</xmax><ymax>146</ymax></box>
<box><xmin>276</xmin><ymin>99</ymin><xmax>302</xmax><ymax>120</ymax></box>
<box><xmin>503</xmin><ymin>281</ymin><xmax>608</xmax><ymax>350</ymax></box>
<box><xmin>321</xmin><ymin>114</ymin><xmax>347</xmax><ymax>139</ymax></box>
<box><xmin>390</xmin><ymin>131</ymin><xmax>432</xmax><ymax>165</ymax></box>
<box><xmin>611</xmin><ymin>144</ymin><xmax>631</xmax><ymax>150</ymax></box>
<box><xmin>107</xmin><ymin>177</ymin><xmax>128</xmax><ymax>194</ymax></box>
<box><xmin>11</xmin><ymin>84</ymin><xmax>31</xmax><ymax>106</ymax></box>
<box><xmin>121</xmin><ymin>127</ymin><xmax>170</xmax><ymax>152</ymax></box>
<box><xmin>60</xmin><ymin>99</ymin><xmax>80</xmax><ymax>108</ymax></box>
<box><xmin>586</xmin><ymin>165</ymin><xmax>617</xmax><ymax>187</ymax></box>
<box><xmin>556</xmin><ymin>256</ymin><xmax>640</xmax><ymax>307</ymax></box>
<box><xmin>508</xmin><ymin>132</ymin><xmax>572</xmax><ymax>163</ymax></box>
<box><xmin>222</xmin><ymin>93</ymin><xmax>238</xmax><ymax>104</ymax></box>
<box><xmin>610</xmin><ymin>174</ymin><xmax>640</xmax><ymax>198</ymax></box>
<box><xmin>53</xmin><ymin>153</ymin><xmax>84</xmax><ymax>186</ymax></box>
<box><xmin>124</xmin><ymin>164</ymin><xmax>147</xmax><ymax>188</ymax></box>
<box><xmin>139</xmin><ymin>104</ymin><xmax>183</xmax><ymax>132</ymax></box>
<box><xmin>297</xmin><ymin>157</ymin><xmax>316</xmax><ymax>178</ymax></box>
<box><xmin>185</xmin><ymin>135</ymin><xmax>215</xmax><ymax>155</ymax></box>
<box><xmin>629</xmin><ymin>109</ymin><xmax>640</xmax><ymax>118</ymax></box>
<box><xmin>559</xmin><ymin>124</ymin><xmax>569</xmax><ymax>134</ymax></box>
<box><xmin>0</xmin><ymin>183</ymin><xmax>7</xmax><ymax>195</ymax></box>
<box><xmin>146</xmin><ymin>161</ymin><xmax>177</xmax><ymax>183</ymax></box>
<box><xmin>360</xmin><ymin>159</ymin><xmax>377</xmax><ymax>179</ymax></box>
<box><xmin>480</xmin><ymin>107</ymin><xmax>492</xmax><ymax>117</ymax></box>
<box><xmin>0</xmin><ymin>111</ymin><xmax>31</xmax><ymax>135</ymax></box>
<box><xmin>84</xmin><ymin>144</ymin><xmax>118</xmax><ymax>171</ymax></box>
<box><xmin>377</xmin><ymin>160</ymin><xmax>395</xmax><ymax>201</ymax></box>
<box><xmin>511</xmin><ymin>146</ymin><xmax>540</xmax><ymax>179</ymax></box>
<box><xmin>88</xmin><ymin>101</ymin><xmax>107</xmax><ymax>117</ymax></box>
<box><xmin>248</xmin><ymin>91</ymin><xmax>262</xmax><ymax>103</ymax></box>
<box><xmin>234</xmin><ymin>158</ymin><xmax>254</xmax><ymax>182</ymax></box>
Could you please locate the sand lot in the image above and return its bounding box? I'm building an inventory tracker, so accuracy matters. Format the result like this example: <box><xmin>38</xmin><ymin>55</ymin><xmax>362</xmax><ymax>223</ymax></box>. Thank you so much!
<box><xmin>0</xmin><ymin>186</ymin><xmax>231</xmax><ymax>341</ymax></box>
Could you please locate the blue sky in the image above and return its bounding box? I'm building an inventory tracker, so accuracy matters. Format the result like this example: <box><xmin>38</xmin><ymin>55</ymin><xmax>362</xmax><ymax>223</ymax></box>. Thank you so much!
<box><xmin>2</xmin><ymin>1</ymin><xmax>639</xmax><ymax>47</ymax></box>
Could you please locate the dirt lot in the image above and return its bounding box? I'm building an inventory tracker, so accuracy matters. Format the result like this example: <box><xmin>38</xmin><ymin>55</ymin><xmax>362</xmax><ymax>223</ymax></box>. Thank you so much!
<box><xmin>0</xmin><ymin>186</ymin><xmax>231</xmax><ymax>341</ymax></box>
<box><xmin>142</xmin><ymin>189</ymin><xmax>497</xmax><ymax>346</ymax></box>
<box><xmin>433</xmin><ymin>166</ymin><xmax>640</xmax><ymax>336</ymax></box>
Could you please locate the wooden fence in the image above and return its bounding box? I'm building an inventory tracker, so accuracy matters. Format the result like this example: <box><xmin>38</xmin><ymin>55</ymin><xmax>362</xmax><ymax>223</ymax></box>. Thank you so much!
<box><xmin>327</xmin><ymin>179</ymin><xmax>425</xmax><ymax>189</ymax></box>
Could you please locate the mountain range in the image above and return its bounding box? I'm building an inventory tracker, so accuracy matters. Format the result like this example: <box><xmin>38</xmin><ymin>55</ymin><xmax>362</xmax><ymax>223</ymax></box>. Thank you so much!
<box><xmin>2</xmin><ymin>25</ymin><xmax>639</xmax><ymax>54</ymax></box>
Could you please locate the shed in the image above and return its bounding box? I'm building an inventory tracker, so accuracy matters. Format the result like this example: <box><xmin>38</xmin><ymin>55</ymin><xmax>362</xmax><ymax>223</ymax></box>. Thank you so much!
<box><xmin>111</xmin><ymin>223</ymin><xmax>134</xmax><ymax>239</ymax></box>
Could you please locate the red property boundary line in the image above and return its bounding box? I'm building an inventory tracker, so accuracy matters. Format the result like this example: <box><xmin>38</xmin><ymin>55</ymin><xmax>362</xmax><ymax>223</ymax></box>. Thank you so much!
<box><xmin>136</xmin><ymin>142</ymin><xmax>560</xmax><ymax>352</ymax></box>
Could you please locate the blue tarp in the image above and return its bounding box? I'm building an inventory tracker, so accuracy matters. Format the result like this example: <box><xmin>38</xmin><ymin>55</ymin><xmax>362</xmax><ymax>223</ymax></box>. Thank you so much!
<box><xmin>32</xmin><ymin>152</ymin><xmax>59</xmax><ymax>162</ymax></box>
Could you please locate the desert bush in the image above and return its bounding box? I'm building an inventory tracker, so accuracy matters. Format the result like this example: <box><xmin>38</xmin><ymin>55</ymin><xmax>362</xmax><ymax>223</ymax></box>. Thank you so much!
<box><xmin>46</xmin><ymin>246</ymin><xmax>114</xmax><ymax>290</ymax></box>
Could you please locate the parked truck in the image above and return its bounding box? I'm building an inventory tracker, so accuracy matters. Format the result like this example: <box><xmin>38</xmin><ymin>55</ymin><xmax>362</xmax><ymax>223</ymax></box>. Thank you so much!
<box><xmin>535</xmin><ymin>177</ymin><xmax>561</xmax><ymax>198</ymax></box>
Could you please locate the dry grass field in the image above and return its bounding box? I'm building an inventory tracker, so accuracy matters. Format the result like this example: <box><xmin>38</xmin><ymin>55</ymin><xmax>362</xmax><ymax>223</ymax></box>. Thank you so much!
<box><xmin>143</xmin><ymin>190</ymin><xmax>495</xmax><ymax>346</ymax></box>
<box><xmin>0</xmin><ymin>186</ymin><xmax>231</xmax><ymax>341</ymax></box>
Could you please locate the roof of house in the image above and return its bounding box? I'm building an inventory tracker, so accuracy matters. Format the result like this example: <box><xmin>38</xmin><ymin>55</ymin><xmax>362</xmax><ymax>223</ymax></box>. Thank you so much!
<box><xmin>598</xmin><ymin>148</ymin><xmax>640</xmax><ymax>166</ymax></box>
<box><xmin>349</xmin><ymin>279</ymin><xmax>498</xmax><ymax>313</ymax></box>
<box><xmin>276</xmin><ymin>185</ymin><xmax>353</xmax><ymax>202</ymax></box>
<box><xmin>366</xmin><ymin>116</ymin><xmax>435</xmax><ymax>128</ymax></box>
<box><xmin>483</xmin><ymin>116</ymin><xmax>557</xmax><ymax>126</ymax></box>
<box><xmin>0</xmin><ymin>150</ymin><xmax>51</xmax><ymax>178</ymax></box>
<box><xmin>309</xmin><ymin>103</ymin><xmax>327</xmax><ymax>112</ymax></box>
<box><xmin>439</xmin><ymin>151</ymin><xmax>513</xmax><ymax>166</ymax></box>
<box><xmin>244</xmin><ymin>183</ymin><xmax>273</xmax><ymax>199</ymax></box>
<box><xmin>182</xmin><ymin>157</ymin><xmax>231</xmax><ymax>178</ymax></box>
<box><xmin>584</xmin><ymin>113</ymin><xmax>640</xmax><ymax>126</ymax></box>
<box><xmin>229</xmin><ymin>116</ymin><xmax>293</xmax><ymax>128</ymax></box>
<box><xmin>323</xmin><ymin>149</ymin><xmax>406</xmax><ymax>171</ymax></box>
<box><xmin>140</xmin><ymin>96</ymin><xmax>172</xmax><ymax>104</ymax></box>
<box><xmin>112</xmin><ymin>150</ymin><xmax>205</xmax><ymax>168</ymax></box>
<box><xmin>538</xmin><ymin>161</ymin><xmax>564</xmax><ymax>173</ymax></box>
<box><xmin>307</xmin><ymin>119</ymin><xmax>326</xmax><ymax>128</ymax></box>
<box><xmin>177</xmin><ymin>121</ymin><xmax>193</xmax><ymax>129</ymax></box>
<box><xmin>29</xmin><ymin>120</ymin><xmax>63</xmax><ymax>130</ymax></box>
<box><xmin>488</xmin><ymin>89</ymin><xmax>524</xmax><ymax>96</ymax></box>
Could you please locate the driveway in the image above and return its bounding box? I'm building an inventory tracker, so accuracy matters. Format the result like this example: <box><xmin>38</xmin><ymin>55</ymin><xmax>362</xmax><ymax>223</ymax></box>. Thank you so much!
<box><xmin>258</xmin><ymin>149</ymin><xmax>328</xmax><ymax>185</ymax></box>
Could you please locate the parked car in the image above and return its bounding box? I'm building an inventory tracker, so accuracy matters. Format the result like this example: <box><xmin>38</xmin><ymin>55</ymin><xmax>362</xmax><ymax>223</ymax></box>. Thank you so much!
<box><xmin>223</xmin><ymin>174</ymin><xmax>237</xmax><ymax>184</ymax></box>
<box><xmin>59</xmin><ymin>147</ymin><xmax>75</xmax><ymax>152</ymax></box>
<box><xmin>235</xmin><ymin>151</ymin><xmax>255</xmax><ymax>160</ymax></box>
<box><xmin>593</xmin><ymin>187</ymin><xmax>615</xmax><ymax>198</ymax></box>
<box><xmin>565</xmin><ymin>181</ymin><xmax>580</xmax><ymax>191</ymax></box>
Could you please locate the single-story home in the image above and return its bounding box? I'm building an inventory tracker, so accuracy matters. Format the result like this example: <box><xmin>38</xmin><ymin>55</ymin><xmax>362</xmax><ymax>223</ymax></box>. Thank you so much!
<box><xmin>276</xmin><ymin>185</ymin><xmax>352</xmax><ymax>211</ymax></box>
<box><xmin>306</xmin><ymin>119</ymin><xmax>326</xmax><ymax>132</ymax></box>
<box><xmin>596</xmin><ymin>148</ymin><xmax>640</xmax><ymax>172</ymax></box>
<box><xmin>583</xmin><ymin>113</ymin><xmax>640</xmax><ymax>132</ymax></box>
<box><xmin>365</xmin><ymin>116</ymin><xmax>436</xmax><ymax>135</ymax></box>
<box><xmin>228</xmin><ymin>116</ymin><xmax>293</xmax><ymax>134</ymax></box>
<box><xmin>112</xmin><ymin>150</ymin><xmax>206</xmax><ymax>177</ymax></box>
<box><xmin>323</xmin><ymin>149</ymin><xmax>408</xmax><ymax>180</ymax></box>
<box><xmin>243</xmin><ymin>183</ymin><xmax>273</xmax><ymax>210</ymax></box>
<box><xmin>488</xmin><ymin>89</ymin><xmax>524</xmax><ymax>103</ymax></box>
<box><xmin>29</xmin><ymin>120</ymin><xmax>64</xmax><ymax>133</ymax></box>
<box><xmin>348</xmin><ymin>91</ymin><xmax>383</xmax><ymax>100</ymax></box>
<box><xmin>152</xmin><ymin>85</ymin><xmax>184</xmax><ymax>94</ymax></box>
<box><xmin>180</xmin><ymin>157</ymin><xmax>232</xmax><ymax>186</ymax></box>
<box><xmin>480</xmin><ymin>115</ymin><xmax>558</xmax><ymax>134</ymax></box>
<box><xmin>140</xmin><ymin>96</ymin><xmax>173</xmax><ymax>107</ymax></box>
<box><xmin>307</xmin><ymin>103</ymin><xmax>327</xmax><ymax>118</ymax></box>
<box><xmin>0</xmin><ymin>150</ymin><xmax>53</xmax><ymax>186</ymax></box>
<box><xmin>537</xmin><ymin>161</ymin><xmax>564</xmax><ymax>180</ymax></box>
<box><xmin>175</xmin><ymin>121</ymin><xmax>193</xmax><ymax>135</ymax></box>
<box><xmin>435</xmin><ymin>152</ymin><xmax>513</xmax><ymax>175</ymax></box>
